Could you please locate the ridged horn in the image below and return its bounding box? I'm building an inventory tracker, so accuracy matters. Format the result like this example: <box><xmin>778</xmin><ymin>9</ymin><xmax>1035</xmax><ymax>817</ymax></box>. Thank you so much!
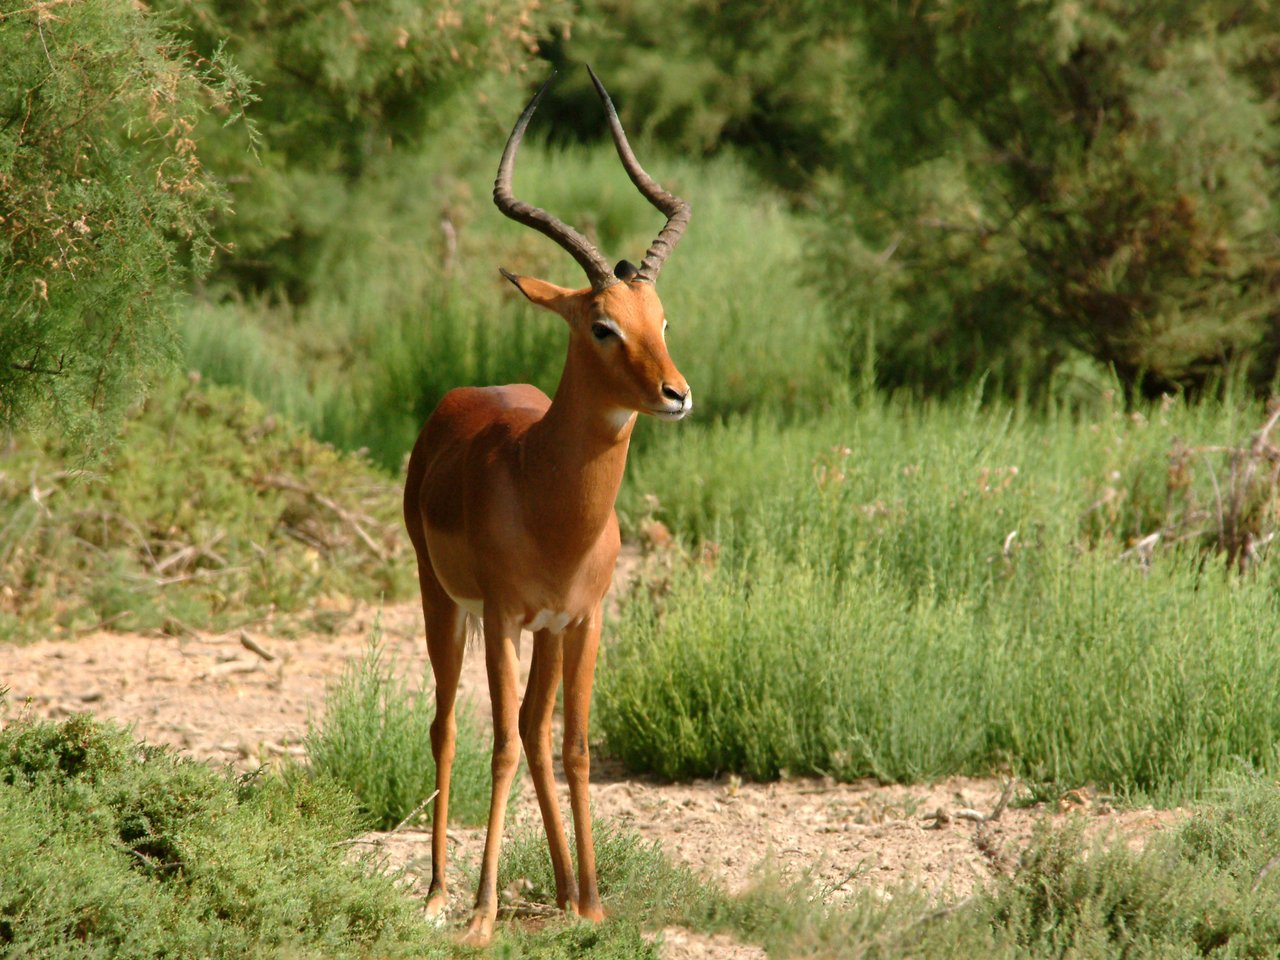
<box><xmin>493</xmin><ymin>72</ymin><xmax>617</xmax><ymax>291</ymax></box>
<box><xmin>587</xmin><ymin>65</ymin><xmax>690</xmax><ymax>283</ymax></box>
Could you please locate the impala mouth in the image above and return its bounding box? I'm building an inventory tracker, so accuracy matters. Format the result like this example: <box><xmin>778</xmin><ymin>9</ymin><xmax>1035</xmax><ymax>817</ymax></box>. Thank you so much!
<box><xmin>648</xmin><ymin>391</ymin><xmax>692</xmax><ymax>421</ymax></box>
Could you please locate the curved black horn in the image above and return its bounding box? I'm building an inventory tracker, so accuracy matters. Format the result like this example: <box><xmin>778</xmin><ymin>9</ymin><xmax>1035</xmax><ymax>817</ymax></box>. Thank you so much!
<box><xmin>493</xmin><ymin>72</ymin><xmax>617</xmax><ymax>291</ymax></box>
<box><xmin>587</xmin><ymin>65</ymin><xmax>690</xmax><ymax>283</ymax></box>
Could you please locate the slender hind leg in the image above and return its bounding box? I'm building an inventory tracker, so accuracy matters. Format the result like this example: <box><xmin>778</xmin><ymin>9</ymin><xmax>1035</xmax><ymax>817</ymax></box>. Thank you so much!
<box><xmin>562</xmin><ymin>608</ymin><xmax>604</xmax><ymax>921</ymax></box>
<box><xmin>519</xmin><ymin>630</ymin><xmax>577</xmax><ymax>911</ymax></box>
<box><xmin>417</xmin><ymin>564</ymin><xmax>465</xmax><ymax>920</ymax></box>
<box><xmin>462</xmin><ymin>610</ymin><xmax>524</xmax><ymax>946</ymax></box>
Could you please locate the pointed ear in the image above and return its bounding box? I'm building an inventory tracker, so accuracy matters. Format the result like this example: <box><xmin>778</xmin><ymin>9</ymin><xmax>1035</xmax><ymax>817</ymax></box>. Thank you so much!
<box><xmin>499</xmin><ymin>268</ymin><xmax>581</xmax><ymax>317</ymax></box>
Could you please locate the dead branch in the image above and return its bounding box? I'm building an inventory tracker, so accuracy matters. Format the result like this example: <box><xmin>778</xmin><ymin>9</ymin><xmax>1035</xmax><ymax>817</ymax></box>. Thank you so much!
<box><xmin>336</xmin><ymin>791</ymin><xmax>439</xmax><ymax>848</ymax></box>
<box><xmin>386</xmin><ymin>790</ymin><xmax>439</xmax><ymax>839</ymax></box>
<box><xmin>987</xmin><ymin>778</ymin><xmax>1015</xmax><ymax>823</ymax></box>
<box><xmin>1252</xmin><ymin>850</ymin><xmax>1280</xmax><ymax>893</ymax></box>
<box><xmin>1156</xmin><ymin>403</ymin><xmax>1280</xmax><ymax>572</ymax></box>
<box><xmin>499</xmin><ymin>897</ymin><xmax>563</xmax><ymax>919</ymax></box>
<box><xmin>256</xmin><ymin>473</ymin><xmax>390</xmax><ymax>560</ymax></box>
<box><xmin>153</xmin><ymin>532</ymin><xmax>226</xmax><ymax>576</ymax></box>
<box><xmin>239</xmin><ymin>630</ymin><xmax>276</xmax><ymax>662</ymax></box>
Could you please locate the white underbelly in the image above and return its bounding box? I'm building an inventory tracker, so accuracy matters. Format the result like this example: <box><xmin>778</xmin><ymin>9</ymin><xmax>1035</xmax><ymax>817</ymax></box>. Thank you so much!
<box><xmin>446</xmin><ymin>594</ymin><xmax>577</xmax><ymax>635</ymax></box>
<box><xmin>527</xmin><ymin>608</ymin><xmax>575</xmax><ymax>633</ymax></box>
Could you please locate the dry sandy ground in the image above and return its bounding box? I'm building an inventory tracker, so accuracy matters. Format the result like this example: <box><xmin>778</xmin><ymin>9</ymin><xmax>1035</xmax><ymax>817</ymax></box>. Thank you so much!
<box><xmin>0</xmin><ymin>600</ymin><xmax>1181</xmax><ymax>958</ymax></box>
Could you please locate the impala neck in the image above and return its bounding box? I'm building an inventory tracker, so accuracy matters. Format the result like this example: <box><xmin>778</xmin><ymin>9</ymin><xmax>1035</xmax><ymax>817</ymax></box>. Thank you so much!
<box><xmin>524</xmin><ymin>354</ymin><xmax>635</xmax><ymax>549</ymax></box>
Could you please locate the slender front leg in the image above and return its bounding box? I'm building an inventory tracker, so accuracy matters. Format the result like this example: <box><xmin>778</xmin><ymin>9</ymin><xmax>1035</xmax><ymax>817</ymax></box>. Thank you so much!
<box><xmin>562</xmin><ymin>609</ymin><xmax>604</xmax><ymax>922</ymax></box>
<box><xmin>519</xmin><ymin>631</ymin><xmax>578</xmax><ymax>911</ymax></box>
<box><xmin>462</xmin><ymin>611</ymin><xmax>524</xmax><ymax>947</ymax></box>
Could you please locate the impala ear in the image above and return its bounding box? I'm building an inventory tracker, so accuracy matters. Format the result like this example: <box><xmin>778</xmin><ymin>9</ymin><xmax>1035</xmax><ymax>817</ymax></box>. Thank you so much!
<box><xmin>499</xmin><ymin>268</ymin><xmax>579</xmax><ymax>316</ymax></box>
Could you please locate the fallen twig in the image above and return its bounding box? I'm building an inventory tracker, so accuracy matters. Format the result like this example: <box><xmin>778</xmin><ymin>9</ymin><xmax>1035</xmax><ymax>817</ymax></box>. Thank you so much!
<box><xmin>499</xmin><ymin>897</ymin><xmax>563</xmax><ymax>919</ymax></box>
<box><xmin>336</xmin><ymin>791</ymin><xmax>439</xmax><ymax>848</ymax></box>
<box><xmin>257</xmin><ymin>473</ymin><xmax>389</xmax><ymax>560</ymax></box>
<box><xmin>197</xmin><ymin>659</ymin><xmax>259</xmax><ymax>681</ymax></box>
<box><xmin>988</xmin><ymin>777</ymin><xmax>1015</xmax><ymax>823</ymax></box>
<box><xmin>239</xmin><ymin>630</ymin><xmax>276</xmax><ymax>662</ymax></box>
<box><xmin>1252</xmin><ymin>850</ymin><xmax>1280</xmax><ymax>893</ymax></box>
<box><xmin>386</xmin><ymin>790</ymin><xmax>439</xmax><ymax>839</ymax></box>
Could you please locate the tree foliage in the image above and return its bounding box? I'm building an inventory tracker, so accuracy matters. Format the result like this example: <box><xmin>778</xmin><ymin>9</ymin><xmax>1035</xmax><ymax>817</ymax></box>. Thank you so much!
<box><xmin>541</xmin><ymin>0</ymin><xmax>859</xmax><ymax>192</ymax></box>
<box><xmin>0</xmin><ymin>0</ymin><xmax>241</xmax><ymax>448</ymax></box>
<box><xmin>816</xmin><ymin>1</ymin><xmax>1280</xmax><ymax>397</ymax></box>
<box><xmin>553</xmin><ymin>1</ymin><xmax>1280</xmax><ymax>399</ymax></box>
<box><xmin>152</xmin><ymin>0</ymin><xmax>571</xmax><ymax>294</ymax></box>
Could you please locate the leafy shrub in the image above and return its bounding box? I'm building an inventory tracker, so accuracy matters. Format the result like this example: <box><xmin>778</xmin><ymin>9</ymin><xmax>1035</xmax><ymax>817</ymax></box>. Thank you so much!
<box><xmin>306</xmin><ymin>628</ymin><xmax>507</xmax><ymax>829</ymax></box>
<box><xmin>0</xmin><ymin>0</ymin><xmax>246</xmax><ymax>448</ymax></box>
<box><xmin>0</xmin><ymin>378</ymin><xmax>411</xmax><ymax>640</ymax></box>
<box><xmin>152</xmin><ymin>0</ymin><xmax>570</xmax><ymax>296</ymax></box>
<box><xmin>603</xmin><ymin>394</ymin><xmax>1280</xmax><ymax>797</ymax></box>
<box><xmin>0</xmin><ymin>712</ymin><xmax>446</xmax><ymax>958</ymax></box>
<box><xmin>980</xmin><ymin>776</ymin><xmax>1280</xmax><ymax>956</ymax></box>
<box><xmin>814</xmin><ymin>2</ymin><xmax>1280</xmax><ymax>398</ymax></box>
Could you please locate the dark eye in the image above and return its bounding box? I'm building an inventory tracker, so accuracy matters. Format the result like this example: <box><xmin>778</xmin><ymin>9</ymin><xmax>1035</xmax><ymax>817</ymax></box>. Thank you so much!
<box><xmin>591</xmin><ymin>322</ymin><xmax>617</xmax><ymax>341</ymax></box>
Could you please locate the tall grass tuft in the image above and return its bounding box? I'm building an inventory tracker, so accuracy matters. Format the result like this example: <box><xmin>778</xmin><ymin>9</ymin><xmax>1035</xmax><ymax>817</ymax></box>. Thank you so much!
<box><xmin>305</xmin><ymin>624</ymin><xmax>509</xmax><ymax>829</ymax></box>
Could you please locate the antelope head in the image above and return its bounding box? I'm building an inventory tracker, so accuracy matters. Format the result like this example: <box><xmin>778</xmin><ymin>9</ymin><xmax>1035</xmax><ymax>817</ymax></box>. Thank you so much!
<box><xmin>493</xmin><ymin>67</ymin><xmax>692</xmax><ymax>424</ymax></box>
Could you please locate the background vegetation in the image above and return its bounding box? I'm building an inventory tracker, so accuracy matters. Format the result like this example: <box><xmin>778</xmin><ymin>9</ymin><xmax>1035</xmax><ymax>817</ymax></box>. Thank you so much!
<box><xmin>7</xmin><ymin>0</ymin><xmax>1280</xmax><ymax>952</ymax></box>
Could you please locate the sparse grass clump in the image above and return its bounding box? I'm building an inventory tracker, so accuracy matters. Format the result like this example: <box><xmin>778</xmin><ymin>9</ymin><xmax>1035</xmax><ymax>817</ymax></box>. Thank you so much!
<box><xmin>306</xmin><ymin>629</ymin><xmax>506</xmax><ymax>829</ymax></box>
<box><xmin>482</xmin><ymin>778</ymin><xmax>1280</xmax><ymax>957</ymax></box>
<box><xmin>0</xmin><ymin>378</ymin><xmax>413</xmax><ymax>641</ymax></box>
<box><xmin>0</xmin><ymin>711</ymin><xmax>445</xmax><ymax>959</ymax></box>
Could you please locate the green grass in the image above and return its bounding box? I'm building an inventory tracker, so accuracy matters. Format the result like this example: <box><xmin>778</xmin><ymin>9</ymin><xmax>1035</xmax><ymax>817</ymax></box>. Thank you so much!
<box><xmin>0</xmin><ymin>378</ymin><xmax>413</xmax><ymax>641</ymax></box>
<box><xmin>9</xmin><ymin>704</ymin><xmax>1280</xmax><ymax>958</ymax></box>
<box><xmin>602</xmin><ymin>392</ymin><xmax>1280</xmax><ymax>800</ymax></box>
<box><xmin>487</xmin><ymin>777</ymin><xmax>1280</xmax><ymax>958</ymax></box>
<box><xmin>305</xmin><ymin>625</ymin><xmax>510</xmax><ymax>829</ymax></box>
<box><xmin>182</xmin><ymin>142</ymin><xmax>844</xmax><ymax>470</ymax></box>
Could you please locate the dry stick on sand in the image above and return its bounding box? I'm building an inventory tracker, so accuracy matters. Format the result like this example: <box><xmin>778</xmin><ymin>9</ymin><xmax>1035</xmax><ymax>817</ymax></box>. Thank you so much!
<box><xmin>952</xmin><ymin>778</ymin><xmax>1016</xmax><ymax>825</ymax></box>
<box><xmin>904</xmin><ymin>788</ymin><xmax>1019</xmax><ymax>939</ymax></box>
<box><xmin>239</xmin><ymin>630</ymin><xmax>276</xmax><ymax>662</ymax></box>
<box><xmin>949</xmin><ymin>779</ymin><xmax>1018</xmax><ymax>876</ymax></box>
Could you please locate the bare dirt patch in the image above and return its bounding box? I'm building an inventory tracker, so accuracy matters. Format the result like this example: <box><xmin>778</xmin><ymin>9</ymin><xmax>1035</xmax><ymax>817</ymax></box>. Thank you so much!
<box><xmin>1</xmin><ymin>598</ymin><xmax>1182</xmax><ymax>947</ymax></box>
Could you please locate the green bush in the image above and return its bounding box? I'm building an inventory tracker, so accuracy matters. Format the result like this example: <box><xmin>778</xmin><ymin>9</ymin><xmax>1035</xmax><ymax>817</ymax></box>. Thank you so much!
<box><xmin>152</xmin><ymin>0</ymin><xmax>570</xmax><ymax>296</ymax></box>
<box><xmin>602</xmin><ymin>393</ymin><xmax>1280</xmax><ymax>798</ymax></box>
<box><xmin>0</xmin><ymin>378</ymin><xmax>411</xmax><ymax>640</ymax></box>
<box><xmin>814</xmin><ymin>2</ymin><xmax>1280</xmax><ymax>398</ymax></box>
<box><xmin>978</xmin><ymin>776</ymin><xmax>1280</xmax><ymax>956</ymax></box>
<box><xmin>700</xmin><ymin>776</ymin><xmax>1280</xmax><ymax>958</ymax></box>
<box><xmin>306</xmin><ymin>628</ymin><xmax>508</xmax><ymax>829</ymax></box>
<box><xmin>0</xmin><ymin>712</ymin><xmax>445</xmax><ymax>958</ymax></box>
<box><xmin>0</xmin><ymin>0</ymin><xmax>245</xmax><ymax>448</ymax></box>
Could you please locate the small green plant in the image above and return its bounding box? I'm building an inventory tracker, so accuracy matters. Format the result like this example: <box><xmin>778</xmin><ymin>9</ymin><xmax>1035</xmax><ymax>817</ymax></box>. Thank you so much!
<box><xmin>306</xmin><ymin>624</ymin><xmax>509</xmax><ymax>829</ymax></box>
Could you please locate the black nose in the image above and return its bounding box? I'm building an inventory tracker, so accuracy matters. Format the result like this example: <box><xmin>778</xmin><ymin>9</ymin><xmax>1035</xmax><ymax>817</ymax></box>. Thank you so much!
<box><xmin>661</xmin><ymin>384</ymin><xmax>687</xmax><ymax>404</ymax></box>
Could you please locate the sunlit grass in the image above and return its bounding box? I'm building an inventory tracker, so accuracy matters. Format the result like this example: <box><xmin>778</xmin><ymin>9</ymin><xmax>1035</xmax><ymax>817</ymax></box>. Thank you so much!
<box><xmin>603</xmin><ymin>391</ymin><xmax>1280</xmax><ymax>801</ymax></box>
